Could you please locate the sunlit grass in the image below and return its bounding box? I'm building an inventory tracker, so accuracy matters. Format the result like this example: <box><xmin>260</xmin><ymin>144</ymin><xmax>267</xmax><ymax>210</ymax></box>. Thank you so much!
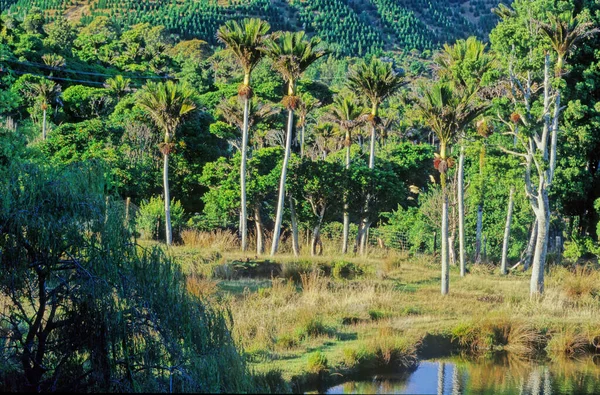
<box><xmin>164</xmin><ymin>243</ymin><xmax>600</xmax><ymax>383</ymax></box>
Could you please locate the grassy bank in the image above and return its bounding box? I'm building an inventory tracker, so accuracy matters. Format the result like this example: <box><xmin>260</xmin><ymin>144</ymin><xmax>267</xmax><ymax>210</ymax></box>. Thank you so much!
<box><xmin>157</xmin><ymin>233</ymin><xmax>600</xmax><ymax>392</ymax></box>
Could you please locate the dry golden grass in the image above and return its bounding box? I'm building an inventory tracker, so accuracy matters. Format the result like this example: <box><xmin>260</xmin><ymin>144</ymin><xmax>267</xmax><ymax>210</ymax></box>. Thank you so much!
<box><xmin>165</xmin><ymin>244</ymin><xmax>600</xmax><ymax>379</ymax></box>
<box><xmin>180</xmin><ymin>229</ymin><xmax>239</xmax><ymax>251</ymax></box>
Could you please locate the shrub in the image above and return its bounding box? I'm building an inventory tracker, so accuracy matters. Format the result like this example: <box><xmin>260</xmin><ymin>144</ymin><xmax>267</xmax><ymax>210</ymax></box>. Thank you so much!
<box><xmin>332</xmin><ymin>261</ymin><xmax>362</xmax><ymax>279</ymax></box>
<box><xmin>137</xmin><ymin>196</ymin><xmax>185</xmax><ymax>241</ymax></box>
<box><xmin>306</xmin><ymin>351</ymin><xmax>328</xmax><ymax>374</ymax></box>
<box><xmin>547</xmin><ymin>327</ymin><xmax>589</xmax><ymax>356</ymax></box>
<box><xmin>276</xmin><ymin>334</ymin><xmax>298</xmax><ymax>349</ymax></box>
<box><xmin>295</xmin><ymin>317</ymin><xmax>332</xmax><ymax>340</ymax></box>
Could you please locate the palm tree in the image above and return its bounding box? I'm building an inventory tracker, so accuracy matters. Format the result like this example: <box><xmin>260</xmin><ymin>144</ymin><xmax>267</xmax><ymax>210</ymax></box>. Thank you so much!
<box><xmin>106</xmin><ymin>75</ymin><xmax>131</xmax><ymax>99</ymax></box>
<box><xmin>266</xmin><ymin>30</ymin><xmax>328</xmax><ymax>256</ymax></box>
<box><xmin>217</xmin><ymin>18</ymin><xmax>270</xmax><ymax>253</ymax></box>
<box><xmin>323</xmin><ymin>93</ymin><xmax>367</xmax><ymax>253</ymax></box>
<box><xmin>138</xmin><ymin>81</ymin><xmax>196</xmax><ymax>246</ymax></box>
<box><xmin>416</xmin><ymin>82</ymin><xmax>486</xmax><ymax>295</ymax></box>
<box><xmin>25</xmin><ymin>79</ymin><xmax>61</xmax><ymax>140</ymax></box>
<box><xmin>435</xmin><ymin>36</ymin><xmax>494</xmax><ymax>276</ymax></box>
<box><xmin>347</xmin><ymin>58</ymin><xmax>405</xmax><ymax>254</ymax></box>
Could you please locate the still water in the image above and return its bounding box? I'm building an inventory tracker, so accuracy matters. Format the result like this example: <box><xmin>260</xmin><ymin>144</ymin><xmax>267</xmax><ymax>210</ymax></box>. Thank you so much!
<box><xmin>323</xmin><ymin>355</ymin><xmax>600</xmax><ymax>394</ymax></box>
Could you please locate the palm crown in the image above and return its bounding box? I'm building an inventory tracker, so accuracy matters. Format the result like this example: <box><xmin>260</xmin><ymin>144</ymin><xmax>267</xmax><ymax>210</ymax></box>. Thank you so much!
<box><xmin>324</xmin><ymin>94</ymin><xmax>367</xmax><ymax>132</ymax></box>
<box><xmin>435</xmin><ymin>36</ymin><xmax>494</xmax><ymax>92</ymax></box>
<box><xmin>347</xmin><ymin>58</ymin><xmax>406</xmax><ymax>112</ymax></box>
<box><xmin>138</xmin><ymin>81</ymin><xmax>196</xmax><ymax>143</ymax></box>
<box><xmin>416</xmin><ymin>82</ymin><xmax>486</xmax><ymax>148</ymax></box>
<box><xmin>265</xmin><ymin>31</ymin><xmax>327</xmax><ymax>92</ymax></box>
<box><xmin>538</xmin><ymin>12</ymin><xmax>599</xmax><ymax>75</ymax></box>
<box><xmin>216</xmin><ymin>18</ymin><xmax>271</xmax><ymax>77</ymax></box>
<box><xmin>25</xmin><ymin>79</ymin><xmax>61</xmax><ymax>110</ymax></box>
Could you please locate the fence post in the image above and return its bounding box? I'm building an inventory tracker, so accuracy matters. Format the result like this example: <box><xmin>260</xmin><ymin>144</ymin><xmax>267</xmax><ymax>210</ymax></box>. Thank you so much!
<box><xmin>125</xmin><ymin>197</ymin><xmax>131</xmax><ymax>223</ymax></box>
<box><xmin>433</xmin><ymin>231</ymin><xmax>437</xmax><ymax>252</ymax></box>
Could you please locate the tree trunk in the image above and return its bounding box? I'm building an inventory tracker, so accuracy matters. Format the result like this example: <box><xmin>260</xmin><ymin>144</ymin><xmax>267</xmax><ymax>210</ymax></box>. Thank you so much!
<box><xmin>441</xmin><ymin>193</ymin><xmax>449</xmax><ymax>295</ymax></box>
<box><xmin>240</xmin><ymin>95</ymin><xmax>250</xmax><ymax>252</ymax></box>
<box><xmin>163</xmin><ymin>153</ymin><xmax>172</xmax><ymax>245</ymax></box>
<box><xmin>359</xmin><ymin>221</ymin><xmax>372</xmax><ymax>256</ymax></box>
<box><xmin>42</xmin><ymin>108</ymin><xmax>47</xmax><ymax>140</ymax></box>
<box><xmin>311</xmin><ymin>224</ymin><xmax>322</xmax><ymax>256</ymax></box>
<box><xmin>501</xmin><ymin>187</ymin><xmax>515</xmax><ymax>275</ymax></box>
<box><xmin>474</xmin><ymin>204</ymin><xmax>483</xmax><ymax>263</ymax></box>
<box><xmin>368</xmin><ymin>123</ymin><xmax>376</xmax><ymax>169</ymax></box>
<box><xmin>448</xmin><ymin>235</ymin><xmax>456</xmax><ymax>267</ymax></box>
<box><xmin>270</xmin><ymin>109</ymin><xmax>294</xmax><ymax>256</ymax></box>
<box><xmin>254</xmin><ymin>206</ymin><xmax>264</xmax><ymax>255</ymax></box>
<box><xmin>289</xmin><ymin>195</ymin><xmax>300</xmax><ymax>257</ymax></box>
<box><xmin>457</xmin><ymin>145</ymin><xmax>466</xmax><ymax>276</ymax></box>
<box><xmin>524</xmin><ymin>220</ymin><xmax>538</xmax><ymax>271</ymax></box>
<box><xmin>342</xmin><ymin>136</ymin><xmax>351</xmax><ymax>254</ymax></box>
<box><xmin>530</xmin><ymin>191</ymin><xmax>550</xmax><ymax>296</ymax></box>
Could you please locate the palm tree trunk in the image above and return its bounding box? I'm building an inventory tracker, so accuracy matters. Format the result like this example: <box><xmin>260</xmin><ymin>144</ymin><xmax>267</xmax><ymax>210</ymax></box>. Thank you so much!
<box><xmin>457</xmin><ymin>144</ymin><xmax>466</xmax><ymax>276</ymax></box>
<box><xmin>342</xmin><ymin>134</ymin><xmax>351</xmax><ymax>254</ymax></box>
<box><xmin>440</xmin><ymin>141</ymin><xmax>449</xmax><ymax>295</ymax></box>
<box><xmin>359</xmin><ymin>115</ymin><xmax>377</xmax><ymax>256</ymax></box>
<box><xmin>289</xmin><ymin>195</ymin><xmax>300</xmax><ymax>257</ymax></box>
<box><xmin>254</xmin><ymin>205</ymin><xmax>264</xmax><ymax>255</ymax></box>
<box><xmin>368</xmin><ymin>123</ymin><xmax>376</xmax><ymax>169</ymax></box>
<box><xmin>441</xmin><ymin>193</ymin><xmax>449</xmax><ymax>295</ymax></box>
<box><xmin>42</xmin><ymin>108</ymin><xmax>47</xmax><ymax>140</ymax></box>
<box><xmin>163</xmin><ymin>153</ymin><xmax>172</xmax><ymax>246</ymax></box>
<box><xmin>240</xmin><ymin>95</ymin><xmax>250</xmax><ymax>252</ymax></box>
<box><xmin>270</xmin><ymin>109</ymin><xmax>294</xmax><ymax>256</ymax></box>
<box><xmin>501</xmin><ymin>187</ymin><xmax>515</xmax><ymax>275</ymax></box>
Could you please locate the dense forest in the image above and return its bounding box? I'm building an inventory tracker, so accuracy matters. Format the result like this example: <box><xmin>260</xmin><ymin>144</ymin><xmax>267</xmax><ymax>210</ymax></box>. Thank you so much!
<box><xmin>0</xmin><ymin>0</ymin><xmax>502</xmax><ymax>56</ymax></box>
<box><xmin>1</xmin><ymin>0</ymin><xmax>600</xmax><ymax>392</ymax></box>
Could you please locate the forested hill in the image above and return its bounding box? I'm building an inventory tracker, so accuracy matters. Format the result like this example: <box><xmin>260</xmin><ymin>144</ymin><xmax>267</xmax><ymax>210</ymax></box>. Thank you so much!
<box><xmin>0</xmin><ymin>0</ymin><xmax>503</xmax><ymax>56</ymax></box>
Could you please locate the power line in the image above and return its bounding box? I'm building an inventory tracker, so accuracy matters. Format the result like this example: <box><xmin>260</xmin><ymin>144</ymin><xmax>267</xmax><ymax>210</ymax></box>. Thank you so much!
<box><xmin>2</xmin><ymin>58</ymin><xmax>175</xmax><ymax>80</ymax></box>
<box><xmin>9</xmin><ymin>69</ymin><xmax>110</xmax><ymax>86</ymax></box>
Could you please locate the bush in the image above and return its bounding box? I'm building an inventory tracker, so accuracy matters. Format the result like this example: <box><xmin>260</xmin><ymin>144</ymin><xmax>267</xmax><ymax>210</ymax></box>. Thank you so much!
<box><xmin>137</xmin><ymin>196</ymin><xmax>185</xmax><ymax>241</ymax></box>
<box><xmin>306</xmin><ymin>351</ymin><xmax>328</xmax><ymax>374</ymax></box>
<box><xmin>332</xmin><ymin>261</ymin><xmax>362</xmax><ymax>280</ymax></box>
<box><xmin>295</xmin><ymin>317</ymin><xmax>333</xmax><ymax>340</ymax></box>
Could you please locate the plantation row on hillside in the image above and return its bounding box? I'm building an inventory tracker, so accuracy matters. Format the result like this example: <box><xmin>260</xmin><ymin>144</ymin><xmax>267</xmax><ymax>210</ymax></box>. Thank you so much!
<box><xmin>1</xmin><ymin>0</ymin><xmax>503</xmax><ymax>55</ymax></box>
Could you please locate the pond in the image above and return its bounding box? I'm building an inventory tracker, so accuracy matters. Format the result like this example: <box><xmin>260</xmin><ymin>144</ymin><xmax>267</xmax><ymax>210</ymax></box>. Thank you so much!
<box><xmin>321</xmin><ymin>354</ymin><xmax>600</xmax><ymax>394</ymax></box>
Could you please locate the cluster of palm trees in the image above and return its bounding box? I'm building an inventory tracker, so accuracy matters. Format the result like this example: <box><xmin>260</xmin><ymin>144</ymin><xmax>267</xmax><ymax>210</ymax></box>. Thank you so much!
<box><xmin>133</xmin><ymin>19</ymin><xmax>498</xmax><ymax>297</ymax></box>
<box><xmin>105</xmin><ymin>12</ymin><xmax>595</xmax><ymax>299</ymax></box>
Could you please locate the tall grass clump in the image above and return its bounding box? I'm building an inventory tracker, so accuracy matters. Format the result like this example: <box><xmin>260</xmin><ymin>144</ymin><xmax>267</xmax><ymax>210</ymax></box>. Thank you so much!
<box><xmin>0</xmin><ymin>163</ymin><xmax>266</xmax><ymax>393</ymax></box>
<box><xmin>181</xmin><ymin>228</ymin><xmax>239</xmax><ymax>251</ymax></box>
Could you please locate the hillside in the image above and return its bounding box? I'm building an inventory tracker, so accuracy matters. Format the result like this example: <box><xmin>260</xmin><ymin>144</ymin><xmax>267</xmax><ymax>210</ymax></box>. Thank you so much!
<box><xmin>1</xmin><ymin>0</ymin><xmax>503</xmax><ymax>56</ymax></box>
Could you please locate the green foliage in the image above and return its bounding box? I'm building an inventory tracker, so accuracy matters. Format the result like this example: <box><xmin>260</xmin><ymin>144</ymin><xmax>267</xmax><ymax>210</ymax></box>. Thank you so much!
<box><xmin>0</xmin><ymin>163</ymin><xmax>260</xmax><ymax>392</ymax></box>
<box><xmin>332</xmin><ymin>260</ymin><xmax>363</xmax><ymax>279</ymax></box>
<box><xmin>306</xmin><ymin>351</ymin><xmax>328</xmax><ymax>374</ymax></box>
<box><xmin>137</xmin><ymin>196</ymin><xmax>185</xmax><ymax>241</ymax></box>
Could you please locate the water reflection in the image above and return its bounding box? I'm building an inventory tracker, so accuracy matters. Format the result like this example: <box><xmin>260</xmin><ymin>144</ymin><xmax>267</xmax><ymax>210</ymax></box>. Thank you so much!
<box><xmin>324</xmin><ymin>354</ymin><xmax>600</xmax><ymax>394</ymax></box>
